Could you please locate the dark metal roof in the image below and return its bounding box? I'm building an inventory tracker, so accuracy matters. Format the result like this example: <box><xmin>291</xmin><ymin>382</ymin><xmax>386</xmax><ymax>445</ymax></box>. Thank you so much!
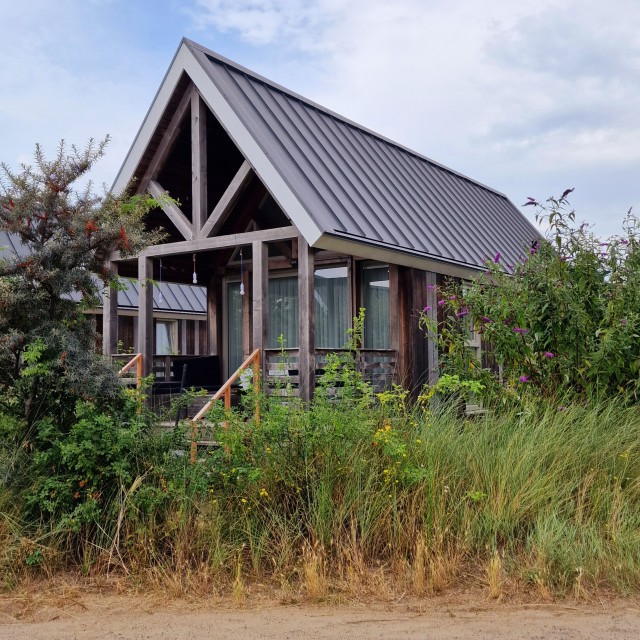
<box><xmin>117</xmin><ymin>279</ymin><xmax>206</xmax><ymax>314</ymax></box>
<box><xmin>186</xmin><ymin>39</ymin><xmax>541</xmax><ymax>271</ymax></box>
<box><xmin>0</xmin><ymin>231</ymin><xmax>29</xmax><ymax>258</ymax></box>
<box><xmin>0</xmin><ymin>232</ymin><xmax>205</xmax><ymax>314</ymax></box>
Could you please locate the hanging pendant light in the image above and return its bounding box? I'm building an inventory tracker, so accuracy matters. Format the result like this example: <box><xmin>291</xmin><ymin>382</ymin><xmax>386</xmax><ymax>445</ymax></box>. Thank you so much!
<box><xmin>192</xmin><ymin>253</ymin><xmax>198</xmax><ymax>285</ymax></box>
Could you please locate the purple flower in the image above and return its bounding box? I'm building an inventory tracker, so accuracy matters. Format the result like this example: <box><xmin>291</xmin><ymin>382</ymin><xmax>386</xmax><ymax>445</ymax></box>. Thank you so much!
<box><xmin>494</xmin><ymin>252</ymin><xmax>501</xmax><ymax>264</ymax></box>
<box><xmin>513</xmin><ymin>327</ymin><xmax>528</xmax><ymax>334</ymax></box>
<box><xmin>519</xmin><ymin>375</ymin><xmax>530</xmax><ymax>383</ymax></box>
<box><xmin>480</xmin><ymin>316</ymin><xmax>492</xmax><ymax>323</ymax></box>
<box><xmin>544</xmin><ymin>351</ymin><xmax>554</xmax><ymax>358</ymax></box>
<box><xmin>620</xmin><ymin>318</ymin><xmax>628</xmax><ymax>325</ymax></box>
<box><xmin>423</xmin><ymin>305</ymin><xmax>432</xmax><ymax>312</ymax></box>
<box><xmin>456</xmin><ymin>308</ymin><xmax>468</xmax><ymax>318</ymax></box>
<box><xmin>427</xmin><ymin>284</ymin><xmax>437</xmax><ymax>290</ymax></box>
<box><xmin>437</xmin><ymin>299</ymin><xmax>445</xmax><ymax>306</ymax></box>
<box><xmin>530</xmin><ymin>241</ymin><xmax>539</xmax><ymax>255</ymax></box>
<box><xmin>449</xmin><ymin>295</ymin><xmax>456</xmax><ymax>300</ymax></box>
<box><xmin>561</xmin><ymin>188</ymin><xmax>574</xmax><ymax>200</ymax></box>
<box><xmin>599</xmin><ymin>242</ymin><xmax>609</xmax><ymax>247</ymax></box>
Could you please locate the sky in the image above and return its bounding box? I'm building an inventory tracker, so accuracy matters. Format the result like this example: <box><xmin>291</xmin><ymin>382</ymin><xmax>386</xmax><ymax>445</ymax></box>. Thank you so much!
<box><xmin>1</xmin><ymin>0</ymin><xmax>639</xmax><ymax>238</ymax></box>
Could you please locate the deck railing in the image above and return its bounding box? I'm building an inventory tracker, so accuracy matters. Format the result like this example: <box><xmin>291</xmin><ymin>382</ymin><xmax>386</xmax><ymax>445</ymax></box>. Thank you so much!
<box><xmin>190</xmin><ymin>349</ymin><xmax>261</xmax><ymax>463</ymax></box>
<box><xmin>116</xmin><ymin>353</ymin><xmax>143</xmax><ymax>388</ymax></box>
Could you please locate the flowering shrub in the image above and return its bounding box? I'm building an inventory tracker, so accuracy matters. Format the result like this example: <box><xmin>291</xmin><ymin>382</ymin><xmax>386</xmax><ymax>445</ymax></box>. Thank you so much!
<box><xmin>422</xmin><ymin>193</ymin><xmax>640</xmax><ymax>401</ymax></box>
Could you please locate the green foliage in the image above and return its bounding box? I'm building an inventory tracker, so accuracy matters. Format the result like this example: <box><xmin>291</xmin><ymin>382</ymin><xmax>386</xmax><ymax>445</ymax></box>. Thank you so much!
<box><xmin>422</xmin><ymin>194</ymin><xmax>640</xmax><ymax>402</ymax></box>
<box><xmin>23</xmin><ymin>398</ymin><xmax>146</xmax><ymax>529</ymax></box>
<box><xmin>0</xmin><ymin>138</ymin><xmax>162</xmax><ymax>425</ymax></box>
<box><xmin>0</xmin><ymin>369</ymin><xmax>639</xmax><ymax>597</ymax></box>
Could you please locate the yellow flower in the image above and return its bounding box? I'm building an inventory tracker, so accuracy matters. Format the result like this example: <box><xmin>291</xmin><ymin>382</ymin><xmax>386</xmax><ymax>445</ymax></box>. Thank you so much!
<box><xmin>266</xmin><ymin>446</ymin><xmax>272</xmax><ymax>454</ymax></box>
<box><xmin>259</xmin><ymin>488</ymin><xmax>269</xmax><ymax>497</ymax></box>
<box><xmin>241</xmin><ymin>498</ymin><xmax>248</xmax><ymax>504</ymax></box>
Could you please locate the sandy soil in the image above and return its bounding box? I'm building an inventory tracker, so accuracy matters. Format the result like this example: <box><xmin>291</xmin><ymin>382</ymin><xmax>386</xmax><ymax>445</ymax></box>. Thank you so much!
<box><xmin>0</xmin><ymin>593</ymin><xmax>639</xmax><ymax>640</ymax></box>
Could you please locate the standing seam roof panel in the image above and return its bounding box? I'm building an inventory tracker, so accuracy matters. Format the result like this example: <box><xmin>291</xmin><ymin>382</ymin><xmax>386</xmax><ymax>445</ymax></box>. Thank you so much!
<box><xmin>417</xmin><ymin>161</ymin><xmax>509</xmax><ymax>264</ymax></box>
<box><xmin>305</xmin><ymin>109</ymin><xmax>436</xmax><ymax>250</ymax></box>
<box><xmin>280</xmin><ymin>95</ymin><xmax>420</xmax><ymax>249</ymax></box>
<box><xmin>338</xmin><ymin>126</ymin><xmax>450</xmax><ymax>257</ymax></box>
<box><xmin>355</xmin><ymin>129</ymin><xmax>467</xmax><ymax>257</ymax></box>
<box><xmin>398</xmin><ymin>147</ymin><xmax>510</xmax><ymax>265</ymax></box>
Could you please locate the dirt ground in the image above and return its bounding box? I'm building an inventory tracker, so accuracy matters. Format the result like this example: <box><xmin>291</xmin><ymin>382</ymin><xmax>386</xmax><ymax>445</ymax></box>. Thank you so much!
<box><xmin>0</xmin><ymin>591</ymin><xmax>639</xmax><ymax>640</ymax></box>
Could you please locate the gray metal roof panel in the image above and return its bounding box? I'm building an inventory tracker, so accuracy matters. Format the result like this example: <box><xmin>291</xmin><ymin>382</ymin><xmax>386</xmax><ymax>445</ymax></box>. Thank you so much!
<box><xmin>187</xmin><ymin>41</ymin><xmax>541</xmax><ymax>270</ymax></box>
<box><xmin>119</xmin><ymin>280</ymin><xmax>206</xmax><ymax>313</ymax></box>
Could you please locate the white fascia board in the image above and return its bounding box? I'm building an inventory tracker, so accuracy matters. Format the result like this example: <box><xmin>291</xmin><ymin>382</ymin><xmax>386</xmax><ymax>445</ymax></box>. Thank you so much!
<box><xmin>182</xmin><ymin>47</ymin><xmax>324</xmax><ymax>247</ymax></box>
<box><xmin>315</xmin><ymin>235</ymin><xmax>481</xmax><ymax>280</ymax></box>
<box><xmin>111</xmin><ymin>44</ymin><xmax>192</xmax><ymax>194</ymax></box>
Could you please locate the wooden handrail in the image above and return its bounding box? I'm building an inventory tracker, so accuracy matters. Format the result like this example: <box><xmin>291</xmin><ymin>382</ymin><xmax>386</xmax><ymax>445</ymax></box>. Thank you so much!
<box><xmin>190</xmin><ymin>349</ymin><xmax>261</xmax><ymax>463</ymax></box>
<box><xmin>117</xmin><ymin>353</ymin><xmax>143</xmax><ymax>388</ymax></box>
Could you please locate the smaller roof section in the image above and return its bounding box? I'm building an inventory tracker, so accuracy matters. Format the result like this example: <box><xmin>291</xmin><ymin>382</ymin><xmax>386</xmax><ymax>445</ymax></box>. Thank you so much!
<box><xmin>117</xmin><ymin>279</ymin><xmax>206</xmax><ymax>314</ymax></box>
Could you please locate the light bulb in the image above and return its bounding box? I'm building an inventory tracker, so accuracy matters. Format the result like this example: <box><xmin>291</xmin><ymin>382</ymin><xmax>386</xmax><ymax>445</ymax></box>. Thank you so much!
<box><xmin>240</xmin><ymin>282</ymin><xmax>245</xmax><ymax>296</ymax></box>
<box><xmin>192</xmin><ymin>271</ymin><xmax>198</xmax><ymax>285</ymax></box>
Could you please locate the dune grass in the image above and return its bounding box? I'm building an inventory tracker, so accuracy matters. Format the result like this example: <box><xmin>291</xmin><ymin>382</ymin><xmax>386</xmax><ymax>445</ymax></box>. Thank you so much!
<box><xmin>1</xmin><ymin>390</ymin><xmax>639</xmax><ymax>600</ymax></box>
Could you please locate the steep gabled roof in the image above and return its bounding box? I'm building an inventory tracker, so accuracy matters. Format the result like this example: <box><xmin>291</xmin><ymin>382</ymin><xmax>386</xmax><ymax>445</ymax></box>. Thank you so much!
<box><xmin>114</xmin><ymin>39</ymin><xmax>540</xmax><ymax>274</ymax></box>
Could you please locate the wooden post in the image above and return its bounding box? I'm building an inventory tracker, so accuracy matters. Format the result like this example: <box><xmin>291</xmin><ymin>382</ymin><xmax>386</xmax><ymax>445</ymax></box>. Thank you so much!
<box><xmin>252</xmin><ymin>240</ymin><xmax>268</xmax><ymax>374</ymax></box>
<box><xmin>191</xmin><ymin>92</ymin><xmax>207</xmax><ymax>236</ymax></box>
<box><xmin>180</xmin><ymin>319</ymin><xmax>187</xmax><ymax>355</ymax></box>
<box><xmin>207</xmin><ymin>274</ymin><xmax>223</xmax><ymax>355</ymax></box>
<box><xmin>389</xmin><ymin>264</ymin><xmax>408</xmax><ymax>385</ymax></box>
<box><xmin>138</xmin><ymin>256</ymin><xmax>154</xmax><ymax>378</ymax></box>
<box><xmin>102</xmin><ymin>260</ymin><xmax>119</xmax><ymax>356</ymax></box>
<box><xmin>241</xmin><ymin>267</ymin><xmax>252</xmax><ymax>359</ymax></box>
<box><xmin>132</xmin><ymin>316</ymin><xmax>139</xmax><ymax>352</ymax></box>
<box><xmin>298</xmin><ymin>236</ymin><xmax>315</xmax><ymax>403</ymax></box>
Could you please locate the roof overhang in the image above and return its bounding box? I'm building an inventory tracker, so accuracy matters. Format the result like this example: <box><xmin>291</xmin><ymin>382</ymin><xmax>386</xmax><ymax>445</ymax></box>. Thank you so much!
<box><xmin>315</xmin><ymin>233</ymin><xmax>483</xmax><ymax>280</ymax></box>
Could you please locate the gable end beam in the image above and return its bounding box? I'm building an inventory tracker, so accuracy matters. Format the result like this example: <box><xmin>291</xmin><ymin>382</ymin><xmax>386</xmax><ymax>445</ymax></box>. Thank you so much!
<box><xmin>148</xmin><ymin>180</ymin><xmax>194</xmax><ymax>241</ymax></box>
<box><xmin>191</xmin><ymin>92</ymin><xmax>207</xmax><ymax>235</ymax></box>
<box><xmin>139</xmin><ymin>85</ymin><xmax>197</xmax><ymax>194</ymax></box>
<box><xmin>199</xmin><ymin>160</ymin><xmax>253</xmax><ymax>238</ymax></box>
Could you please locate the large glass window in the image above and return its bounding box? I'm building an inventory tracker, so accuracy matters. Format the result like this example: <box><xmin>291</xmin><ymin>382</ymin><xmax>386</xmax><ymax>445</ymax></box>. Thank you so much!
<box><xmin>268</xmin><ymin>276</ymin><xmax>298</xmax><ymax>348</ymax></box>
<box><xmin>314</xmin><ymin>266</ymin><xmax>348</xmax><ymax>348</ymax></box>
<box><xmin>361</xmin><ymin>265</ymin><xmax>390</xmax><ymax>349</ymax></box>
<box><xmin>155</xmin><ymin>320</ymin><xmax>176</xmax><ymax>354</ymax></box>
<box><xmin>227</xmin><ymin>282</ymin><xmax>243</xmax><ymax>375</ymax></box>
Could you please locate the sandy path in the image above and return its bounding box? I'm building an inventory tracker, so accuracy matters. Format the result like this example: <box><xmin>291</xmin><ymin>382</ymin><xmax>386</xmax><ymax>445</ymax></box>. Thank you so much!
<box><xmin>0</xmin><ymin>595</ymin><xmax>639</xmax><ymax>640</ymax></box>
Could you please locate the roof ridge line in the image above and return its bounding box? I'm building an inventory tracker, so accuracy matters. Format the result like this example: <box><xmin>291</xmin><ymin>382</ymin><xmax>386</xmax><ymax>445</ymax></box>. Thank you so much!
<box><xmin>182</xmin><ymin>38</ymin><xmax>510</xmax><ymax>200</ymax></box>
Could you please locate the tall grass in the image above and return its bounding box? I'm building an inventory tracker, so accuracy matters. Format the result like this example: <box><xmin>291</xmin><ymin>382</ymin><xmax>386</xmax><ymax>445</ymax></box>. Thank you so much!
<box><xmin>2</xmin><ymin>392</ymin><xmax>640</xmax><ymax>599</ymax></box>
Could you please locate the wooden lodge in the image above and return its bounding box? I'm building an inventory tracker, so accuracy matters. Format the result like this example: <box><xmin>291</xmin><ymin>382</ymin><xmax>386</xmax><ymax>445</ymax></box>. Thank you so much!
<box><xmin>107</xmin><ymin>39</ymin><xmax>539</xmax><ymax>401</ymax></box>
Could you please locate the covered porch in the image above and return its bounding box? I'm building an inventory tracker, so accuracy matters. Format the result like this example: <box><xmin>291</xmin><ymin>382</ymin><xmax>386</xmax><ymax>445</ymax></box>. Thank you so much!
<box><xmin>104</xmin><ymin>225</ymin><xmax>410</xmax><ymax>403</ymax></box>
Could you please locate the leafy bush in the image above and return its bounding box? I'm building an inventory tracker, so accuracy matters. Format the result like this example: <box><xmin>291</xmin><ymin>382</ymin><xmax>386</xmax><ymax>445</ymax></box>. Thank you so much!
<box><xmin>422</xmin><ymin>194</ymin><xmax>640</xmax><ymax>402</ymax></box>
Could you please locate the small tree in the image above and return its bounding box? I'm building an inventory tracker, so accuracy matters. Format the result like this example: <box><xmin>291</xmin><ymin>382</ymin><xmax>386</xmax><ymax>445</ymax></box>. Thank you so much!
<box><xmin>0</xmin><ymin>137</ymin><xmax>161</xmax><ymax>426</ymax></box>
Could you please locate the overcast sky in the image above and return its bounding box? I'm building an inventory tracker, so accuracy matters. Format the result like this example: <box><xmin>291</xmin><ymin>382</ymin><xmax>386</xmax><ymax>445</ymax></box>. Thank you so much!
<box><xmin>2</xmin><ymin>0</ymin><xmax>638</xmax><ymax>238</ymax></box>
